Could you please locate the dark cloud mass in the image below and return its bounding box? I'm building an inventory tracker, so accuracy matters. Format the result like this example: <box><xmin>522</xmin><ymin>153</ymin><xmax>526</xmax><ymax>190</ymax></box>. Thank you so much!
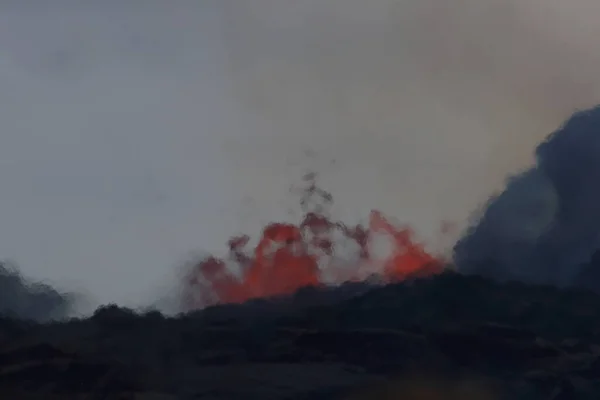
<box><xmin>0</xmin><ymin>262</ymin><xmax>74</xmax><ymax>321</ymax></box>
<box><xmin>455</xmin><ymin>106</ymin><xmax>600</xmax><ymax>288</ymax></box>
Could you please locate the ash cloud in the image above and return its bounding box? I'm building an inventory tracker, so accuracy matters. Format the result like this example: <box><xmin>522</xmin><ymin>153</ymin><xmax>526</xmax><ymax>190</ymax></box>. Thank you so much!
<box><xmin>455</xmin><ymin>106</ymin><xmax>600</xmax><ymax>288</ymax></box>
<box><xmin>214</xmin><ymin>1</ymin><xmax>600</xmax><ymax>291</ymax></box>
<box><xmin>3</xmin><ymin>1</ymin><xmax>600</xmax><ymax>310</ymax></box>
<box><xmin>214</xmin><ymin>0</ymin><xmax>600</xmax><ymax>245</ymax></box>
<box><xmin>0</xmin><ymin>262</ymin><xmax>74</xmax><ymax>321</ymax></box>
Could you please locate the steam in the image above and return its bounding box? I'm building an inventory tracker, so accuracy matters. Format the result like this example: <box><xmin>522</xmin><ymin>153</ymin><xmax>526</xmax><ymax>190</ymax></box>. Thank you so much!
<box><xmin>0</xmin><ymin>262</ymin><xmax>75</xmax><ymax>321</ymax></box>
<box><xmin>214</xmin><ymin>0</ymin><xmax>600</xmax><ymax>244</ymax></box>
<box><xmin>455</xmin><ymin>106</ymin><xmax>600</xmax><ymax>287</ymax></box>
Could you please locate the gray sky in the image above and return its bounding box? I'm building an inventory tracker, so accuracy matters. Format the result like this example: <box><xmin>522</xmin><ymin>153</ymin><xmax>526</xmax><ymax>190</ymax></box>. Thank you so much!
<box><xmin>2</xmin><ymin>1</ymin><xmax>600</xmax><ymax>310</ymax></box>
<box><xmin>0</xmin><ymin>1</ymin><xmax>246</xmax><ymax>308</ymax></box>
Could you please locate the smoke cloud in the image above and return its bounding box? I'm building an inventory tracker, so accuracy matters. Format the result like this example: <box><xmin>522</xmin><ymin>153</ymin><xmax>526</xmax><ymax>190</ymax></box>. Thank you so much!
<box><xmin>3</xmin><ymin>2</ymin><xmax>600</xmax><ymax>309</ymax></box>
<box><xmin>455</xmin><ymin>106</ymin><xmax>600</xmax><ymax>287</ymax></box>
<box><xmin>214</xmin><ymin>0</ymin><xmax>600</xmax><ymax>246</ymax></box>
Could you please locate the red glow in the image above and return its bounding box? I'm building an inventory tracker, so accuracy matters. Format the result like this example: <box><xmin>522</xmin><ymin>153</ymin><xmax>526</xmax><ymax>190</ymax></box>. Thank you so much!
<box><xmin>182</xmin><ymin>174</ymin><xmax>444</xmax><ymax>309</ymax></box>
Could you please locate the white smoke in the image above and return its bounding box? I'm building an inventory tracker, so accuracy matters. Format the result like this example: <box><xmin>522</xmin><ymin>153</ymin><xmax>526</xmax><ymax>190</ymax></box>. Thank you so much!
<box><xmin>211</xmin><ymin>0</ymin><xmax>600</xmax><ymax>248</ymax></box>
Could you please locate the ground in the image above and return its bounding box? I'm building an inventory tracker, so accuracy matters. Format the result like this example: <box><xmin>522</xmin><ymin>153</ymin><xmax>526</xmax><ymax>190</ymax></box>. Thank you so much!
<box><xmin>1</xmin><ymin>271</ymin><xmax>600</xmax><ymax>399</ymax></box>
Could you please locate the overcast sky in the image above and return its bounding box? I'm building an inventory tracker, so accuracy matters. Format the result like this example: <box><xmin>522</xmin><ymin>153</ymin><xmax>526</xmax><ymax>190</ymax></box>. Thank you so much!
<box><xmin>2</xmin><ymin>1</ymin><xmax>600</xmax><ymax>309</ymax></box>
<box><xmin>0</xmin><ymin>1</ymin><xmax>246</xmax><ymax>307</ymax></box>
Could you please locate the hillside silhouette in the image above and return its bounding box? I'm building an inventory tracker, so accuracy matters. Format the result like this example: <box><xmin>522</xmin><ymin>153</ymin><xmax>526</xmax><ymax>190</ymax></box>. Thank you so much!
<box><xmin>2</xmin><ymin>271</ymin><xmax>600</xmax><ymax>399</ymax></box>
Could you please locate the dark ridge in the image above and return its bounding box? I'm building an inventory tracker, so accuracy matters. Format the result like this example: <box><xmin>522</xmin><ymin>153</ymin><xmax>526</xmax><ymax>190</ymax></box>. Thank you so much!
<box><xmin>2</xmin><ymin>271</ymin><xmax>600</xmax><ymax>398</ymax></box>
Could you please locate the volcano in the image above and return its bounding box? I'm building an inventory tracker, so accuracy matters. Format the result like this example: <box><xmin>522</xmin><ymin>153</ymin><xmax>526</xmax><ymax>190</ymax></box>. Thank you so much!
<box><xmin>6</xmin><ymin>106</ymin><xmax>600</xmax><ymax>398</ymax></box>
<box><xmin>180</xmin><ymin>106</ymin><xmax>600</xmax><ymax>311</ymax></box>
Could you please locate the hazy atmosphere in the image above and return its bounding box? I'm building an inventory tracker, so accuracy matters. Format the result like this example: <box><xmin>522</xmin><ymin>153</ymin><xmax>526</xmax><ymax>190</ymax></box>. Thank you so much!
<box><xmin>2</xmin><ymin>0</ymin><xmax>600</xmax><ymax>310</ymax></box>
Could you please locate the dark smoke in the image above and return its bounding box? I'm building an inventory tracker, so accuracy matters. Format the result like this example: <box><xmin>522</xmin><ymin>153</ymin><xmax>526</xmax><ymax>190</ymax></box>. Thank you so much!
<box><xmin>0</xmin><ymin>262</ymin><xmax>74</xmax><ymax>321</ymax></box>
<box><xmin>455</xmin><ymin>105</ymin><xmax>600</xmax><ymax>289</ymax></box>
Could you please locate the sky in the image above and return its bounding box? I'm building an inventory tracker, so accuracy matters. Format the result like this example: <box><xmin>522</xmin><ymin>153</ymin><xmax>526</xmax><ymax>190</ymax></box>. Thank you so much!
<box><xmin>1</xmin><ymin>1</ymin><xmax>600</xmax><ymax>310</ymax></box>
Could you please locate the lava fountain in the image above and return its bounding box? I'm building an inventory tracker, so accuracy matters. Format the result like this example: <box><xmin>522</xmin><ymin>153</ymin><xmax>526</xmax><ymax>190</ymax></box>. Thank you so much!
<box><xmin>182</xmin><ymin>174</ymin><xmax>445</xmax><ymax>309</ymax></box>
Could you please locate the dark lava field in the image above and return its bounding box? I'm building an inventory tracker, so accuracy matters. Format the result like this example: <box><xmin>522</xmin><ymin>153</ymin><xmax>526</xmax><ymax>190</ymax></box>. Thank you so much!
<box><xmin>2</xmin><ymin>271</ymin><xmax>600</xmax><ymax>399</ymax></box>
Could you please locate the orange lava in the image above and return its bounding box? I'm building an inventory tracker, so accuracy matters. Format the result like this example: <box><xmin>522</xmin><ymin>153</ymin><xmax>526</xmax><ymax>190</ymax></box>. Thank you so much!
<box><xmin>182</xmin><ymin>175</ymin><xmax>444</xmax><ymax>309</ymax></box>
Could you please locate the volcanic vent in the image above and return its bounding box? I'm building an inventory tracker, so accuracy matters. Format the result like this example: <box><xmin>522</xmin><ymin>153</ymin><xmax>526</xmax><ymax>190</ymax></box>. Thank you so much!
<box><xmin>182</xmin><ymin>173</ymin><xmax>444</xmax><ymax>309</ymax></box>
<box><xmin>181</xmin><ymin>105</ymin><xmax>600</xmax><ymax>310</ymax></box>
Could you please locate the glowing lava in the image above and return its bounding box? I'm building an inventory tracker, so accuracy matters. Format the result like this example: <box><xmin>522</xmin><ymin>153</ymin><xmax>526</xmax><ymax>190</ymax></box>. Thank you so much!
<box><xmin>182</xmin><ymin>174</ymin><xmax>444</xmax><ymax>309</ymax></box>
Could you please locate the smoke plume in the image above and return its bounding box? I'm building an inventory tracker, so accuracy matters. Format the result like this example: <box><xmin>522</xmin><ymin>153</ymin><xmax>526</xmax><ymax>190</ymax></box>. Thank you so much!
<box><xmin>5</xmin><ymin>2</ymin><xmax>600</xmax><ymax>311</ymax></box>
<box><xmin>0</xmin><ymin>262</ymin><xmax>74</xmax><ymax>321</ymax></box>
<box><xmin>455</xmin><ymin>106</ymin><xmax>600</xmax><ymax>288</ymax></box>
<box><xmin>215</xmin><ymin>0</ymin><xmax>600</xmax><ymax>245</ymax></box>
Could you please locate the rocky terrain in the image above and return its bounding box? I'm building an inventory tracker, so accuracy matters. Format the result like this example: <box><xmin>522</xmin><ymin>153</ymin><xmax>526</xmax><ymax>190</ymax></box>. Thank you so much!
<box><xmin>2</xmin><ymin>271</ymin><xmax>600</xmax><ymax>399</ymax></box>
